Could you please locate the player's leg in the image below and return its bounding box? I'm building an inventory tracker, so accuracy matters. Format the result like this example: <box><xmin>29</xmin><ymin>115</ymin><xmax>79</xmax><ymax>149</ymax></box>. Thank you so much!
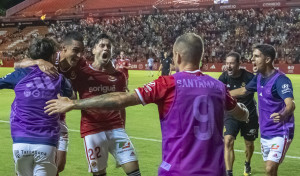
<box><xmin>149</xmin><ymin>66</ymin><xmax>153</xmax><ymax>77</ymax></box>
<box><xmin>13</xmin><ymin>143</ymin><xmax>34</xmax><ymax>176</ymax></box>
<box><xmin>261</xmin><ymin>136</ymin><xmax>292</xmax><ymax>176</ymax></box>
<box><xmin>56</xmin><ymin>121</ymin><xmax>69</xmax><ymax>174</ymax></box>
<box><xmin>224</xmin><ymin>118</ymin><xmax>240</xmax><ymax>176</ymax></box>
<box><xmin>33</xmin><ymin>144</ymin><xmax>57</xmax><ymax>176</ymax></box>
<box><xmin>108</xmin><ymin>128</ymin><xmax>140</xmax><ymax>176</ymax></box>
<box><xmin>83</xmin><ymin>132</ymin><xmax>109</xmax><ymax>176</ymax></box>
<box><xmin>240</xmin><ymin>117</ymin><xmax>258</xmax><ymax>176</ymax></box>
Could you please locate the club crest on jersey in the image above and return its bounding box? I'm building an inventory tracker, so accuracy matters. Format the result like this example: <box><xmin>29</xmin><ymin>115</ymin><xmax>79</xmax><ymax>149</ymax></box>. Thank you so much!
<box><xmin>242</xmin><ymin>82</ymin><xmax>246</xmax><ymax>87</ymax></box>
<box><xmin>70</xmin><ymin>71</ymin><xmax>77</xmax><ymax>80</ymax></box>
<box><xmin>108</xmin><ymin>76</ymin><xmax>117</xmax><ymax>82</ymax></box>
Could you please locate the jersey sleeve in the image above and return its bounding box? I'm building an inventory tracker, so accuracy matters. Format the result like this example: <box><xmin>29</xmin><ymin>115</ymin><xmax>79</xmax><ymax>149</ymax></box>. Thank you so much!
<box><xmin>0</xmin><ymin>68</ymin><xmax>30</xmax><ymax>89</ymax></box>
<box><xmin>60</xmin><ymin>76</ymin><xmax>74</xmax><ymax>98</ymax></box>
<box><xmin>225</xmin><ymin>87</ymin><xmax>237</xmax><ymax>111</ymax></box>
<box><xmin>134</xmin><ymin>76</ymin><xmax>175</xmax><ymax>105</ymax></box>
<box><xmin>245</xmin><ymin>75</ymin><xmax>258</xmax><ymax>92</ymax></box>
<box><xmin>275</xmin><ymin>75</ymin><xmax>294</xmax><ymax>100</ymax></box>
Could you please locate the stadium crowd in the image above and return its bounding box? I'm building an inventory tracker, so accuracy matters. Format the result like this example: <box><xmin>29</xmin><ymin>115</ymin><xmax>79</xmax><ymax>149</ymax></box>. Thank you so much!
<box><xmin>1</xmin><ymin>8</ymin><xmax>300</xmax><ymax>63</ymax></box>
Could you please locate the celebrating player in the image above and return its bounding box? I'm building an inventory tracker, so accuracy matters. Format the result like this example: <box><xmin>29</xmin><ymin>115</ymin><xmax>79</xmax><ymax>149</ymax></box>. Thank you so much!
<box><xmin>230</xmin><ymin>44</ymin><xmax>295</xmax><ymax>176</ymax></box>
<box><xmin>0</xmin><ymin>38</ymin><xmax>73</xmax><ymax>176</ymax></box>
<box><xmin>45</xmin><ymin>33</ymin><xmax>249</xmax><ymax>176</ymax></box>
<box><xmin>219</xmin><ymin>52</ymin><xmax>259</xmax><ymax>176</ymax></box>
<box><xmin>14</xmin><ymin>31</ymin><xmax>84</xmax><ymax>175</ymax></box>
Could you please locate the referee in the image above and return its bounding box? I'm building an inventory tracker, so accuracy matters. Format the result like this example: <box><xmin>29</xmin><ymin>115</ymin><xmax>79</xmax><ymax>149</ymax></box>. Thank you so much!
<box><xmin>218</xmin><ymin>52</ymin><xmax>259</xmax><ymax>176</ymax></box>
<box><xmin>158</xmin><ymin>51</ymin><xmax>173</xmax><ymax>76</ymax></box>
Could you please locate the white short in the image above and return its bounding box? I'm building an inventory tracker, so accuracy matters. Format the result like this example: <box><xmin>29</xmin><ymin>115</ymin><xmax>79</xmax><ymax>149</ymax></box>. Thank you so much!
<box><xmin>83</xmin><ymin>128</ymin><xmax>138</xmax><ymax>173</ymax></box>
<box><xmin>260</xmin><ymin>136</ymin><xmax>292</xmax><ymax>163</ymax></box>
<box><xmin>13</xmin><ymin>143</ymin><xmax>57</xmax><ymax>176</ymax></box>
<box><xmin>57</xmin><ymin>120</ymin><xmax>69</xmax><ymax>152</ymax></box>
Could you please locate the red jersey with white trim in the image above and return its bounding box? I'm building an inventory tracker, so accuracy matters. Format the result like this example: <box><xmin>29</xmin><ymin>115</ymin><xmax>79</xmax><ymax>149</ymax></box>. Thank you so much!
<box><xmin>135</xmin><ymin>70</ymin><xmax>237</xmax><ymax>119</ymax></box>
<box><xmin>116</xmin><ymin>58</ymin><xmax>131</xmax><ymax>78</ymax></box>
<box><xmin>68</xmin><ymin>59</ymin><xmax>127</xmax><ymax>137</ymax></box>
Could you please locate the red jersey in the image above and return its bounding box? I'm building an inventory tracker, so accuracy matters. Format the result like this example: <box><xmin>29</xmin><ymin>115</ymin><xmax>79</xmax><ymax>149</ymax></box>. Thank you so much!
<box><xmin>135</xmin><ymin>70</ymin><xmax>237</xmax><ymax>119</ymax></box>
<box><xmin>66</xmin><ymin>59</ymin><xmax>127</xmax><ymax>137</ymax></box>
<box><xmin>116</xmin><ymin>58</ymin><xmax>131</xmax><ymax>79</ymax></box>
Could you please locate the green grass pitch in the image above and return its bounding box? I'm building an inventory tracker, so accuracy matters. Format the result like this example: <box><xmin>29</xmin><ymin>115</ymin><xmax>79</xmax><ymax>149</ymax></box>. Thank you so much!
<box><xmin>0</xmin><ymin>68</ymin><xmax>299</xmax><ymax>176</ymax></box>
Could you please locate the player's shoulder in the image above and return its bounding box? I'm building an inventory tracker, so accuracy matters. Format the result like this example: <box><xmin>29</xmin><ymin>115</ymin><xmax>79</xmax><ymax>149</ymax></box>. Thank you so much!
<box><xmin>276</xmin><ymin>74</ymin><xmax>292</xmax><ymax>86</ymax></box>
<box><xmin>218</xmin><ymin>71</ymin><xmax>228</xmax><ymax>81</ymax></box>
<box><xmin>155</xmin><ymin>75</ymin><xmax>175</xmax><ymax>87</ymax></box>
<box><xmin>241</xmin><ymin>68</ymin><xmax>254</xmax><ymax>80</ymax></box>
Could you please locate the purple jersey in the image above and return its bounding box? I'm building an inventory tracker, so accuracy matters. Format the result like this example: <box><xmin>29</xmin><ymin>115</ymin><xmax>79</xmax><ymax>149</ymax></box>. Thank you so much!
<box><xmin>158</xmin><ymin>72</ymin><xmax>226</xmax><ymax>176</ymax></box>
<box><xmin>10</xmin><ymin>66</ymin><xmax>63</xmax><ymax>146</ymax></box>
<box><xmin>257</xmin><ymin>71</ymin><xmax>294</xmax><ymax>139</ymax></box>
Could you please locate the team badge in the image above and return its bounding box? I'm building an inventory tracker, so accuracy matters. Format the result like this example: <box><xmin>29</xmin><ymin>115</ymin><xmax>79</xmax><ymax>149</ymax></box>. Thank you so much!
<box><xmin>108</xmin><ymin>76</ymin><xmax>117</xmax><ymax>82</ymax></box>
<box><xmin>242</xmin><ymin>82</ymin><xmax>246</xmax><ymax>87</ymax></box>
<box><xmin>70</xmin><ymin>71</ymin><xmax>77</xmax><ymax>80</ymax></box>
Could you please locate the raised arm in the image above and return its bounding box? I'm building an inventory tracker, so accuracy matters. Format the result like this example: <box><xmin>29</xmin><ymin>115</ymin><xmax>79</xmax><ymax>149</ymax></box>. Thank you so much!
<box><xmin>14</xmin><ymin>59</ymin><xmax>58</xmax><ymax>77</ymax></box>
<box><xmin>45</xmin><ymin>92</ymin><xmax>142</xmax><ymax>115</ymax></box>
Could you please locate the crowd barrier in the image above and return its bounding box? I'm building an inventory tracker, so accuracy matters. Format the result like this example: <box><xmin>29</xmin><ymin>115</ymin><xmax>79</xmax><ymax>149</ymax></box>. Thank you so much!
<box><xmin>1</xmin><ymin>61</ymin><xmax>300</xmax><ymax>74</ymax></box>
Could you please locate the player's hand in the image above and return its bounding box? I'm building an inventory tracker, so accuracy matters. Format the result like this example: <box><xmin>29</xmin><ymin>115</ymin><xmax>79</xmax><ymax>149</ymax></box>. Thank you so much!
<box><xmin>37</xmin><ymin>59</ymin><xmax>59</xmax><ymax>78</ymax></box>
<box><xmin>270</xmin><ymin>113</ymin><xmax>284</xmax><ymax>123</ymax></box>
<box><xmin>44</xmin><ymin>94</ymin><xmax>75</xmax><ymax>115</ymax></box>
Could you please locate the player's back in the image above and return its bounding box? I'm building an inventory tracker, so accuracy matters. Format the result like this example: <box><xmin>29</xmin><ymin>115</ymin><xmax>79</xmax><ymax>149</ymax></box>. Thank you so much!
<box><xmin>11</xmin><ymin>66</ymin><xmax>62</xmax><ymax>146</ymax></box>
<box><xmin>158</xmin><ymin>71</ymin><xmax>226</xmax><ymax>176</ymax></box>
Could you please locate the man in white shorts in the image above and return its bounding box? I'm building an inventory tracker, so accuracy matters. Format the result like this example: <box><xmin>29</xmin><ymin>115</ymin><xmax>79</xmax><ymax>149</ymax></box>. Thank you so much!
<box><xmin>0</xmin><ymin>38</ymin><xmax>73</xmax><ymax>176</ymax></box>
<box><xmin>54</xmin><ymin>33</ymin><xmax>140</xmax><ymax>176</ymax></box>
<box><xmin>230</xmin><ymin>44</ymin><xmax>295</xmax><ymax>176</ymax></box>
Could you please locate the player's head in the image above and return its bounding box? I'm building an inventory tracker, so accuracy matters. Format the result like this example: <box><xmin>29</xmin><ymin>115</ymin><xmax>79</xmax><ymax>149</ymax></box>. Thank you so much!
<box><xmin>164</xmin><ymin>51</ymin><xmax>168</xmax><ymax>59</ymax></box>
<box><xmin>225</xmin><ymin>52</ymin><xmax>241</xmax><ymax>76</ymax></box>
<box><xmin>28</xmin><ymin>38</ymin><xmax>57</xmax><ymax>63</ymax></box>
<box><xmin>120</xmin><ymin>51</ymin><xmax>125</xmax><ymax>59</ymax></box>
<box><xmin>251</xmin><ymin>44</ymin><xmax>276</xmax><ymax>73</ymax></box>
<box><xmin>173</xmin><ymin>33</ymin><xmax>204</xmax><ymax>71</ymax></box>
<box><xmin>91</xmin><ymin>33</ymin><xmax>114</xmax><ymax>65</ymax></box>
<box><xmin>61</xmin><ymin>31</ymin><xmax>84</xmax><ymax>63</ymax></box>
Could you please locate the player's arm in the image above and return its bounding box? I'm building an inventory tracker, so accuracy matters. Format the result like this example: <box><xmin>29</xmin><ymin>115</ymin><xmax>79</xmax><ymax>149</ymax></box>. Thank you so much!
<box><xmin>44</xmin><ymin>92</ymin><xmax>141</xmax><ymax>115</ymax></box>
<box><xmin>230</xmin><ymin>75</ymin><xmax>257</xmax><ymax>97</ymax></box>
<box><xmin>0</xmin><ymin>69</ymin><xmax>29</xmax><ymax>89</ymax></box>
<box><xmin>225</xmin><ymin>88</ymin><xmax>249</xmax><ymax>122</ymax></box>
<box><xmin>270</xmin><ymin>76</ymin><xmax>295</xmax><ymax>122</ymax></box>
<box><xmin>14</xmin><ymin>58</ymin><xmax>58</xmax><ymax>77</ymax></box>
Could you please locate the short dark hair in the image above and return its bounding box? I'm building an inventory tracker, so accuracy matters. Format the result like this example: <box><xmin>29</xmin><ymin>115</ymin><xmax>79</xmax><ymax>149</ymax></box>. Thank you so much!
<box><xmin>91</xmin><ymin>33</ymin><xmax>114</xmax><ymax>48</ymax></box>
<box><xmin>63</xmin><ymin>31</ymin><xmax>83</xmax><ymax>45</ymax></box>
<box><xmin>226</xmin><ymin>52</ymin><xmax>241</xmax><ymax>63</ymax></box>
<box><xmin>253</xmin><ymin>44</ymin><xmax>276</xmax><ymax>61</ymax></box>
<box><xmin>28</xmin><ymin>38</ymin><xmax>57</xmax><ymax>62</ymax></box>
<box><xmin>174</xmin><ymin>33</ymin><xmax>204</xmax><ymax>63</ymax></box>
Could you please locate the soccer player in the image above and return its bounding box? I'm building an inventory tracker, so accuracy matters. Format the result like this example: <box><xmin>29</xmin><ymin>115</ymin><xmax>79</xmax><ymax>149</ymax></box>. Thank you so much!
<box><xmin>45</xmin><ymin>33</ymin><xmax>249</xmax><ymax>176</ymax></box>
<box><xmin>158</xmin><ymin>51</ymin><xmax>172</xmax><ymax>76</ymax></box>
<box><xmin>116</xmin><ymin>51</ymin><xmax>131</xmax><ymax>79</ymax></box>
<box><xmin>14</xmin><ymin>31</ymin><xmax>84</xmax><ymax>175</ymax></box>
<box><xmin>147</xmin><ymin>55</ymin><xmax>154</xmax><ymax>77</ymax></box>
<box><xmin>116</xmin><ymin>51</ymin><xmax>131</xmax><ymax>92</ymax></box>
<box><xmin>219</xmin><ymin>52</ymin><xmax>259</xmax><ymax>176</ymax></box>
<box><xmin>60</xmin><ymin>34</ymin><xmax>141</xmax><ymax>176</ymax></box>
<box><xmin>230</xmin><ymin>44</ymin><xmax>295</xmax><ymax>176</ymax></box>
<box><xmin>0</xmin><ymin>38</ymin><xmax>73</xmax><ymax>176</ymax></box>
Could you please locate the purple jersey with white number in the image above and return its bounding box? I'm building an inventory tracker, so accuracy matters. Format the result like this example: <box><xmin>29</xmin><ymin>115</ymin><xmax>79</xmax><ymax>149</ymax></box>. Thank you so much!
<box><xmin>257</xmin><ymin>71</ymin><xmax>294</xmax><ymax>139</ymax></box>
<box><xmin>10</xmin><ymin>66</ymin><xmax>62</xmax><ymax>146</ymax></box>
<box><xmin>158</xmin><ymin>72</ymin><xmax>226</xmax><ymax>176</ymax></box>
